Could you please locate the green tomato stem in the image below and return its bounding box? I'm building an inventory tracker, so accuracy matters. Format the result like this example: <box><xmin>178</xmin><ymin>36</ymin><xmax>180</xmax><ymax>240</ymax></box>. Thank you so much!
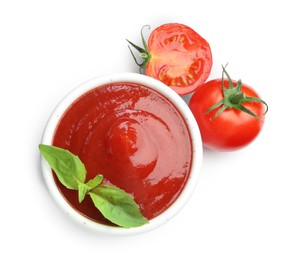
<box><xmin>126</xmin><ymin>25</ymin><xmax>151</xmax><ymax>70</ymax></box>
<box><xmin>206</xmin><ymin>65</ymin><xmax>268</xmax><ymax>121</ymax></box>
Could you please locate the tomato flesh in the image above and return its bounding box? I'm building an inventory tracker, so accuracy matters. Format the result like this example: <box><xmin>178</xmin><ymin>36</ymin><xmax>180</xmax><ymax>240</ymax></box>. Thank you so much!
<box><xmin>146</xmin><ymin>23</ymin><xmax>212</xmax><ymax>95</ymax></box>
<box><xmin>189</xmin><ymin>79</ymin><xmax>265</xmax><ymax>151</ymax></box>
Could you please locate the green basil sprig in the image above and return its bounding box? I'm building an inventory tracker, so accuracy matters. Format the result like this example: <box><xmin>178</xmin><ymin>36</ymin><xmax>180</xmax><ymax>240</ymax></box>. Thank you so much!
<box><xmin>39</xmin><ymin>144</ymin><xmax>148</xmax><ymax>228</ymax></box>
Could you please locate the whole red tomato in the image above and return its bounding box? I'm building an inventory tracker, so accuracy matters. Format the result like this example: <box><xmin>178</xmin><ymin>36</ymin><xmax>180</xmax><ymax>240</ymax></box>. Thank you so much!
<box><xmin>127</xmin><ymin>23</ymin><xmax>212</xmax><ymax>95</ymax></box>
<box><xmin>189</xmin><ymin>67</ymin><xmax>268</xmax><ymax>151</ymax></box>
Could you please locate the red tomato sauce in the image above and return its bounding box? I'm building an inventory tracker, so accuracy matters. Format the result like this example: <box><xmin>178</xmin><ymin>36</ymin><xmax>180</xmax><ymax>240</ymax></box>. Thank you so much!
<box><xmin>52</xmin><ymin>82</ymin><xmax>192</xmax><ymax>225</ymax></box>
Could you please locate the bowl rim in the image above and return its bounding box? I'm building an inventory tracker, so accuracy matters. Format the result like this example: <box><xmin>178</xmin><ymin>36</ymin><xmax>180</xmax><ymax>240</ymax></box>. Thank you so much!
<box><xmin>40</xmin><ymin>72</ymin><xmax>203</xmax><ymax>235</ymax></box>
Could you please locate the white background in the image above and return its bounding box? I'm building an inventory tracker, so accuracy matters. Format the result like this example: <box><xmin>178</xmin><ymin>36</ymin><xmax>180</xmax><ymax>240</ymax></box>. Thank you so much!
<box><xmin>1</xmin><ymin>0</ymin><xmax>296</xmax><ymax>259</ymax></box>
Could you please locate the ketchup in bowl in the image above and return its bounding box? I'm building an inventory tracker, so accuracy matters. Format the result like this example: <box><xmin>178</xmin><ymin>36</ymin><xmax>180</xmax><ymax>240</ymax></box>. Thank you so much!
<box><xmin>41</xmin><ymin>73</ymin><xmax>202</xmax><ymax>234</ymax></box>
<box><xmin>52</xmin><ymin>81</ymin><xmax>192</xmax><ymax>225</ymax></box>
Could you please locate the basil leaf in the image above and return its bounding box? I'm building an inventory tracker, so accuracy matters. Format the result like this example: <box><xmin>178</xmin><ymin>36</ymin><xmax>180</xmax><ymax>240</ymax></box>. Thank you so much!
<box><xmin>89</xmin><ymin>186</ymin><xmax>149</xmax><ymax>228</ymax></box>
<box><xmin>39</xmin><ymin>144</ymin><xmax>86</xmax><ymax>190</ymax></box>
<box><xmin>86</xmin><ymin>174</ymin><xmax>103</xmax><ymax>189</ymax></box>
<box><xmin>78</xmin><ymin>183</ymin><xmax>90</xmax><ymax>203</ymax></box>
<box><xmin>78</xmin><ymin>174</ymin><xmax>103</xmax><ymax>203</ymax></box>
<box><xmin>39</xmin><ymin>145</ymin><xmax>148</xmax><ymax>228</ymax></box>
<box><xmin>78</xmin><ymin>174</ymin><xmax>104</xmax><ymax>203</ymax></box>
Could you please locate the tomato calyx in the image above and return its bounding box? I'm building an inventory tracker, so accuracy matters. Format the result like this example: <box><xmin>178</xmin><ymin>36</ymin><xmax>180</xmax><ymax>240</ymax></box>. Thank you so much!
<box><xmin>126</xmin><ymin>25</ymin><xmax>151</xmax><ymax>72</ymax></box>
<box><xmin>206</xmin><ymin>66</ymin><xmax>268</xmax><ymax>121</ymax></box>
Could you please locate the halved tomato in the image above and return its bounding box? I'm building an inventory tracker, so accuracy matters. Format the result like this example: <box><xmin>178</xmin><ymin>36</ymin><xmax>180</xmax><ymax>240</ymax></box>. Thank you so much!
<box><xmin>127</xmin><ymin>23</ymin><xmax>212</xmax><ymax>95</ymax></box>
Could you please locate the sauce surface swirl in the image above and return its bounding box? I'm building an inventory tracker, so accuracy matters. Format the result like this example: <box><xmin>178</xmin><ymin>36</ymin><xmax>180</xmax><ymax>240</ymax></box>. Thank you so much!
<box><xmin>53</xmin><ymin>82</ymin><xmax>192</xmax><ymax>224</ymax></box>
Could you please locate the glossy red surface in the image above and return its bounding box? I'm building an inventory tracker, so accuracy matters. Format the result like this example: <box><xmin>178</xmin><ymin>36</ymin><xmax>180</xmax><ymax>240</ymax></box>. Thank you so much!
<box><xmin>53</xmin><ymin>82</ymin><xmax>192</xmax><ymax>225</ymax></box>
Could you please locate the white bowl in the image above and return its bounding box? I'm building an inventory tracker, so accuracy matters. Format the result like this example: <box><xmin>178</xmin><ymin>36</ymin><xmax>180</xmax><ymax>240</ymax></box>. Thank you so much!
<box><xmin>40</xmin><ymin>72</ymin><xmax>203</xmax><ymax>235</ymax></box>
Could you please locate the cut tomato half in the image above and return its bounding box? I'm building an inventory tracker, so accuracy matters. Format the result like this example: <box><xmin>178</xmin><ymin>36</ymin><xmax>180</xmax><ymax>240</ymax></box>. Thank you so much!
<box><xmin>127</xmin><ymin>23</ymin><xmax>213</xmax><ymax>95</ymax></box>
